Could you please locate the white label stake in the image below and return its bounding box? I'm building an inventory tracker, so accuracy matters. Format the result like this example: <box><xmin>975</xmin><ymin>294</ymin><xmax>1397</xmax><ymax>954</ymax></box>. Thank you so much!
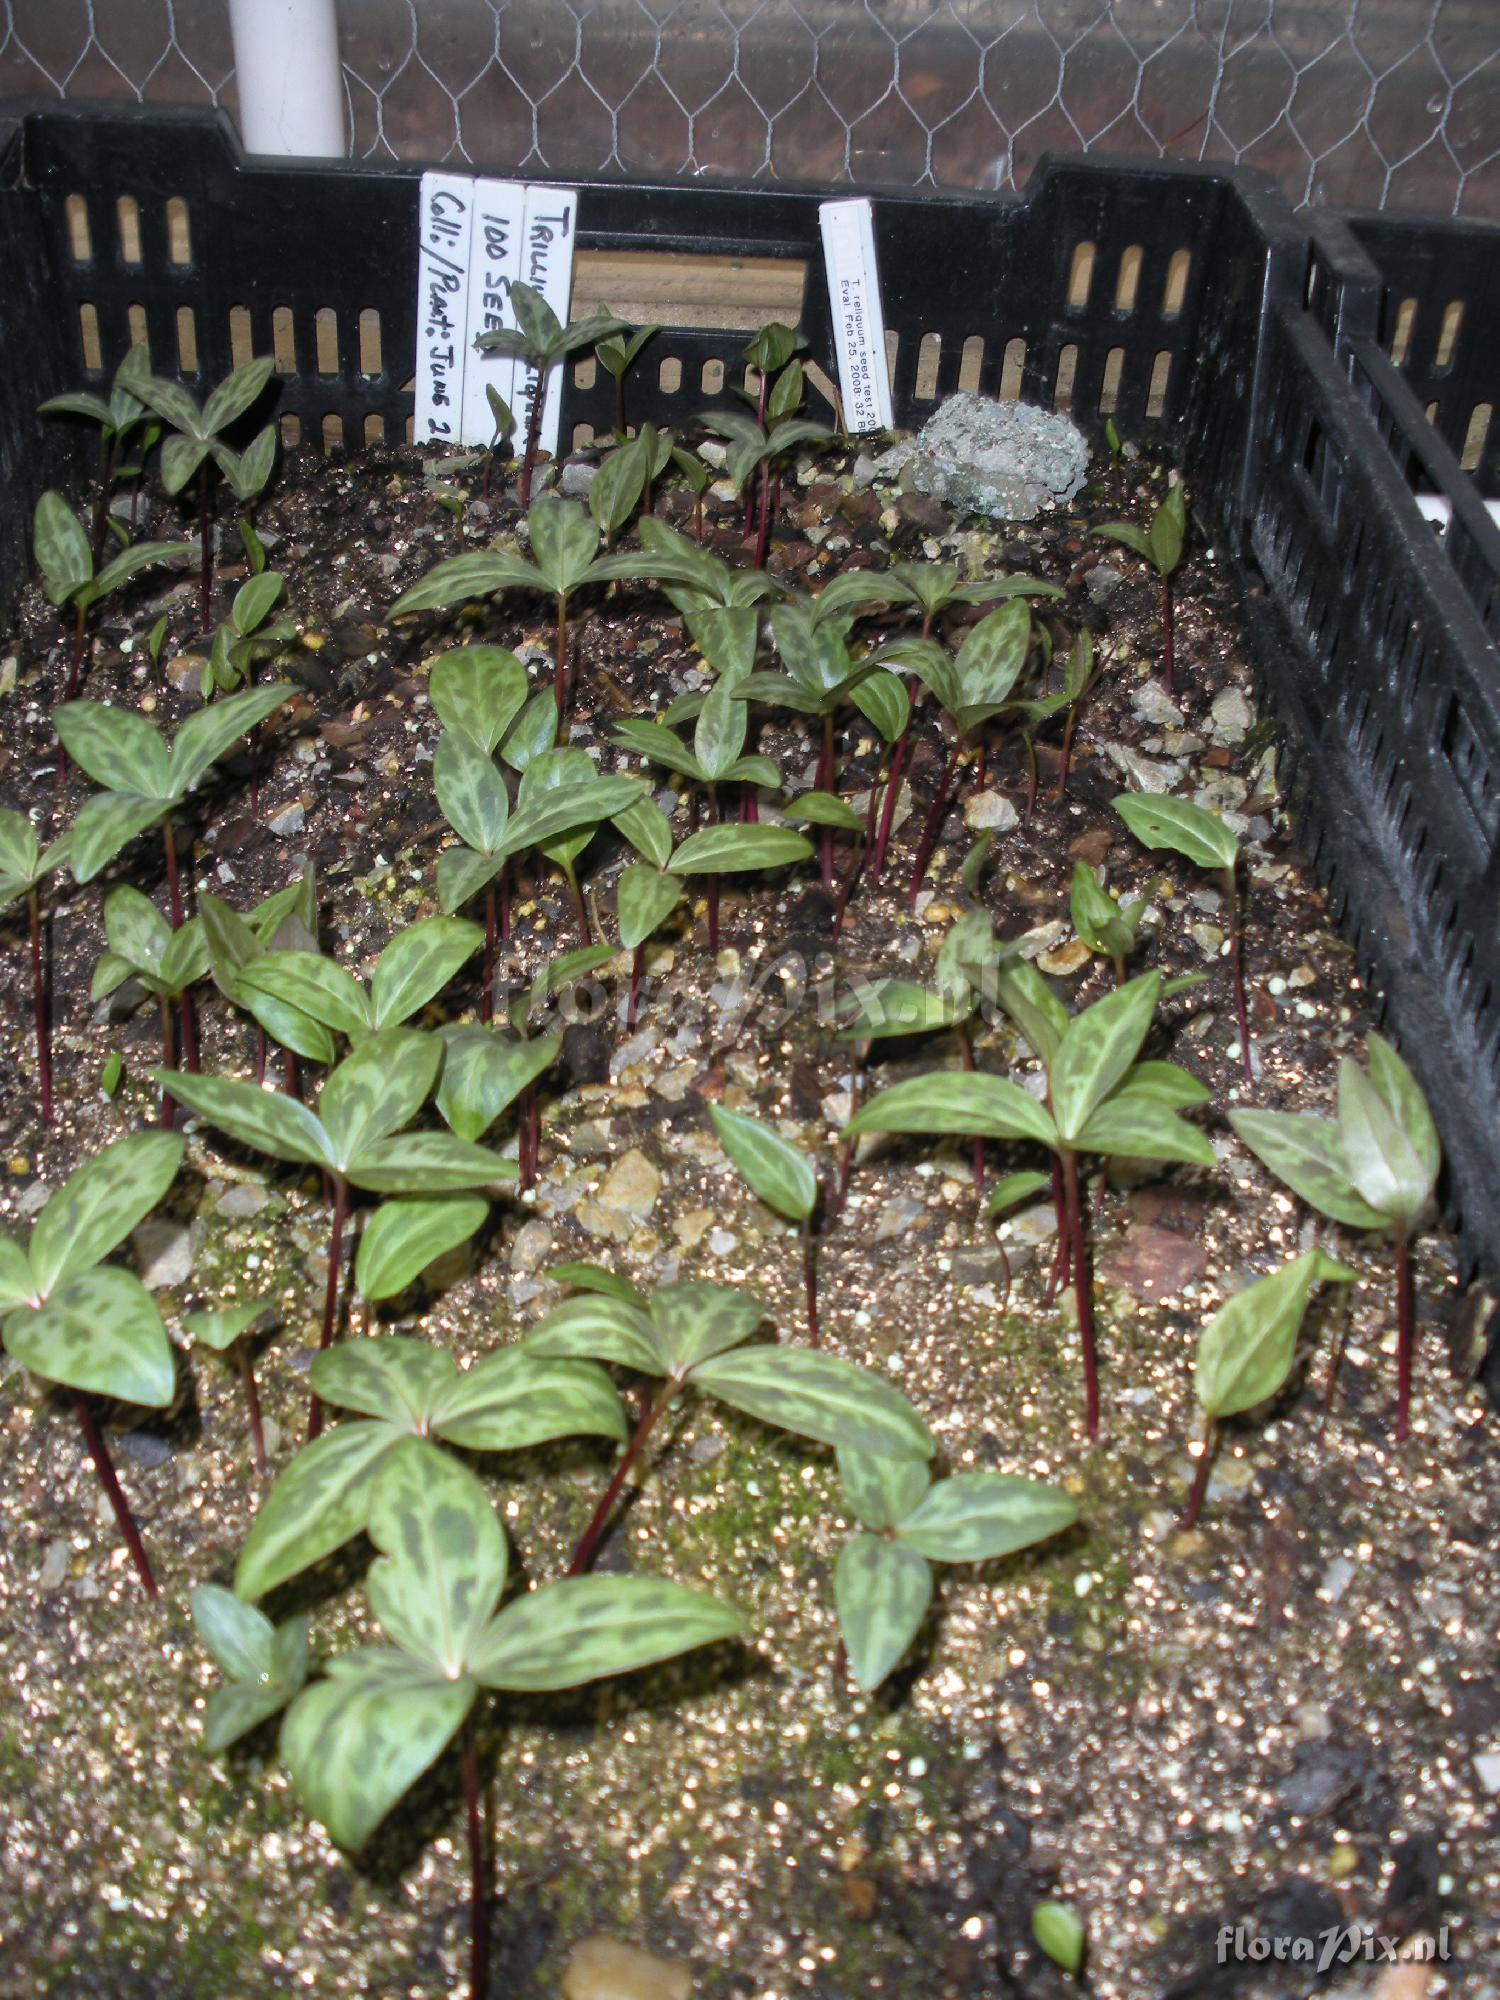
<box><xmin>460</xmin><ymin>178</ymin><xmax>527</xmax><ymax>450</ymax></box>
<box><xmin>413</xmin><ymin>172</ymin><xmax>475</xmax><ymax>446</ymax></box>
<box><xmin>820</xmin><ymin>198</ymin><xmax>893</xmax><ymax>434</ymax></box>
<box><xmin>513</xmin><ymin>184</ymin><xmax>580</xmax><ymax>463</ymax></box>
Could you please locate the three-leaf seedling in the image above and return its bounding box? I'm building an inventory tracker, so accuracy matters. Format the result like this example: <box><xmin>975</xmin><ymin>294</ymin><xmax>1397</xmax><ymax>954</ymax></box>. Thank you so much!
<box><xmin>1230</xmin><ymin>1032</ymin><xmax>1439</xmax><ymax>1441</ymax></box>
<box><xmin>1093</xmin><ymin>481</ymin><xmax>1186</xmax><ymax>692</ymax></box>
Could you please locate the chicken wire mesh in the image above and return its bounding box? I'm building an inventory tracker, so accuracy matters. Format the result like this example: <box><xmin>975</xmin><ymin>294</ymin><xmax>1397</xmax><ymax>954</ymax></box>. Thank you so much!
<box><xmin>0</xmin><ymin>1</ymin><xmax>1495</xmax><ymax>216</ymax></box>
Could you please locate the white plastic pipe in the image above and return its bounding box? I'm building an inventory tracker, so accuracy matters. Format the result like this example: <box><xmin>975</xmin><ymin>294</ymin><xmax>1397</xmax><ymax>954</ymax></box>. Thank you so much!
<box><xmin>228</xmin><ymin>0</ymin><xmax>345</xmax><ymax>158</ymax></box>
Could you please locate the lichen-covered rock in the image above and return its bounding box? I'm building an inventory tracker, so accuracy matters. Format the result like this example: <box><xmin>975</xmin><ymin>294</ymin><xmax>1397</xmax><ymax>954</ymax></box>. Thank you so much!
<box><xmin>874</xmin><ymin>392</ymin><xmax>1091</xmax><ymax>521</ymax></box>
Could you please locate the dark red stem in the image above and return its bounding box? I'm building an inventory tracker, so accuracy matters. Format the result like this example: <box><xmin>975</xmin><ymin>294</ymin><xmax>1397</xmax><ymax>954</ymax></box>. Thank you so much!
<box><xmin>519</xmin><ymin>375</ymin><xmax>545</xmax><ymax>510</ymax></box>
<box><xmin>752</xmin><ymin>460</ymin><xmax>773</xmax><ymax>571</ymax></box>
<box><xmin>1180</xmin><ymin>1419</ymin><xmax>1218</xmax><ymax>1530</ymax></box>
<box><xmin>72</xmin><ymin>1395</ymin><xmax>157</xmax><ymax>1596</ymax></box>
<box><xmin>817</xmin><ymin>712</ymin><xmax>836</xmax><ymax>889</ymax></box>
<box><xmin>178</xmin><ymin>991</ymin><xmax>200</xmax><ymax>1073</ymax></box>
<box><xmin>198</xmin><ymin>459</ymin><xmax>214</xmax><ymax>635</ymax></box>
<box><xmin>306</xmin><ymin>1174</ymin><xmax>349</xmax><ymax>1441</ymax></box>
<box><xmin>29</xmin><ymin>889</ymin><xmax>53</xmax><ymax>1127</ymax></box>
<box><xmin>627</xmin><ymin>943</ymin><xmax>644</xmax><ymax>1033</ymax></box>
<box><xmin>870</xmin><ymin>723</ymin><xmax>910</xmax><ymax>885</ymax></box>
<box><xmin>1394</xmin><ymin>1227</ymin><xmax>1416</xmax><ymax>1444</ymax></box>
<box><xmin>158</xmin><ymin>995</ymin><xmax>176</xmax><ymax>1128</ymax></box>
<box><xmin>284</xmin><ymin>1047</ymin><xmax>301</xmax><ymax>1101</ymax></box>
<box><xmin>1161</xmin><ymin>569</ymin><xmax>1175</xmax><ymax>695</ymax></box>
<box><xmin>237</xmin><ymin>1341</ymin><xmax>268</xmax><ymax>1477</ymax></box>
<box><xmin>802</xmin><ymin>1213</ymin><xmax>821</xmax><ymax>1347</ymax></box>
<box><xmin>564</xmin><ymin>867</ymin><xmax>592</xmax><ymax>946</ymax></box>
<box><xmin>568</xmin><ymin>1381</ymin><xmax>678</xmax><ymax>1575</ymax></box>
<box><xmin>482</xmin><ymin>886</ymin><xmax>496</xmax><ymax>1023</ymax></box>
<box><xmin>1060</xmin><ymin>1148</ymin><xmax>1101</xmax><ymax>1440</ymax></box>
<box><xmin>957</xmin><ymin>1018</ymin><xmax>986</xmax><ymax>1197</ymax></box>
<box><xmin>462</xmin><ymin>1719</ymin><xmax>489</xmax><ymax>2000</ymax></box>
<box><xmin>162</xmin><ymin>814</ymin><xmax>184</xmax><ymax>930</ymax></box>
<box><xmin>1224</xmin><ymin>861</ymin><xmax>1253</xmax><ymax>1084</ymax></box>
<box><xmin>907</xmin><ymin>738</ymin><xmax>962</xmax><ymax>909</ymax></box>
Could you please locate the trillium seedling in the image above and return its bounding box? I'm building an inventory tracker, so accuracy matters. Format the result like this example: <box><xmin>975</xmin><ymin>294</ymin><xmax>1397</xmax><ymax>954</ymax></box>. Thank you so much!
<box><xmin>0</xmin><ymin>1131</ymin><xmax>184</xmax><ymax>1594</ymax></box>
<box><xmin>236</xmin><ymin>914</ymin><xmax>484</xmax><ymax>1049</ymax></box>
<box><xmin>1183</xmin><ymin>1247</ymin><xmax>1359</xmax><ymax>1526</ymax></box>
<box><xmin>33</xmin><ymin>488</ymin><xmax>193</xmax><ymax>715</ymax></box>
<box><xmin>700</xmin><ymin>342</ymin><xmax>832</xmax><ymax>569</ymax></box>
<box><xmin>39</xmin><ymin>344</ymin><xmax>158</xmax><ymax>563</ymax></box>
<box><xmin>849</xmin><ymin>968</ymin><xmax>1214</xmax><ymax>1440</ymax></box>
<box><xmin>191</xmin><ymin>1583</ymin><xmax>310</xmax><ymax>1750</ymax></box>
<box><xmin>91</xmin><ymin>885</ymin><xmax>209</xmax><ymax>1120</ymax></box>
<box><xmin>185</xmin><ymin>1300</ymin><xmax>274</xmax><ymax>1476</ymax></box>
<box><xmin>232</xmin><ymin>1335</ymin><xmax>626</xmax><ymax>1602</ymax></box>
<box><xmin>1032</xmin><ymin>1901</ymin><xmax>1087</xmax><ymax>1977</ymax></box>
<box><xmin>154</xmin><ymin>1028</ymin><xmax>514</xmax><ymax>1436</ymax></box>
<box><xmin>1229</xmin><ymin>1032</ymin><xmax>1440</xmax><ymax>1441</ymax></box>
<box><xmin>1070</xmin><ymin>860</ymin><xmax>1159</xmax><ymax>986</ymax></box>
<box><xmin>199</xmin><ymin>872</ymin><xmax>332</xmax><ymax>1088</ymax></box>
<box><xmin>55</xmin><ymin>684</ymin><xmax>290</xmax><ymax>922</ymax></box>
<box><xmin>614</xmin><ymin>795</ymin><xmax>684</xmax><ymax>1029</ymax></box>
<box><xmin>595</xmin><ymin>322</ymin><xmax>660</xmax><ymax>439</ymax></box>
<box><xmin>522</xmin><ymin>1276</ymin><xmax>933</xmax><ymax>1574</ymax></box>
<box><xmin>588</xmin><ymin>422</ymin><xmax>672</xmax><ymax>545</ymax></box>
<box><xmin>131</xmin><ymin>355</ymin><xmax>278</xmax><ymax>632</ymax></box>
<box><xmin>834</xmin><ymin>1447</ymin><xmax>1077</xmax><ymax>1690</ymax></box>
<box><xmin>0</xmin><ymin>810</ymin><xmax>72</xmax><ymax>1124</ymax></box>
<box><xmin>710</xmin><ymin>1105</ymin><xmax>823</xmax><ymax>1342</ymax></box>
<box><xmin>391</xmin><ymin>494</ymin><xmax>670</xmax><ymax>718</ymax></box>
<box><xmin>1113</xmin><ymin>792</ymin><xmax>1253</xmax><ymax>1082</ymax></box>
<box><xmin>1093</xmin><ymin>481</ymin><xmax>1187</xmax><ymax>692</ymax></box>
<box><xmin>473</xmin><ymin>280</ymin><xmax>631</xmax><ymax>506</ymax></box>
<box><xmin>276</xmin><ymin>1440</ymin><xmax>741</xmax><ymax>2000</ymax></box>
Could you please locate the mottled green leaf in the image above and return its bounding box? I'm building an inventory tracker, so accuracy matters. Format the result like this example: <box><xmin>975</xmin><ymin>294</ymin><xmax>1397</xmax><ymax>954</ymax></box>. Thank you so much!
<box><xmin>437</xmin><ymin>1027</ymin><xmax>559</xmax><ymax>1144</ymax></box>
<box><xmin>993</xmin><ymin>961</ymin><xmax>1071</xmax><ymax>1067</ymax></box>
<box><xmin>697</xmin><ymin>1346</ymin><xmax>933</xmax><ymax>1458</ymax></box>
<box><xmin>650</xmin><ymin>1279</ymin><xmax>764</xmax><ymax>1375</ymax></box>
<box><xmin>1228</xmin><ymin>1109</ymin><xmax>1384</xmax><ymax>1231</ymax></box>
<box><xmin>192</xmin><ymin>1582</ymin><xmax>275</xmax><ymax>1680</ymax></box>
<box><xmin>4</xmin><ymin>1267</ymin><xmax>175</xmax><ymax>1405</ymax></box>
<box><xmin>184</xmin><ymin>1302</ymin><xmax>265</xmax><ymax>1351</ymax></box>
<box><xmin>837</xmin><ymin>1447</ymin><xmax>931</xmax><ymax>1532</ymax></box>
<box><xmin>281</xmin><ymin>1647</ymin><xmax>475</xmax><ymax>1850</ymax></box>
<box><xmin>33</xmin><ymin>491</ymin><xmax>92</xmax><ymax>604</ymax></box>
<box><xmin>896</xmin><ymin>1473</ymin><xmax>1077</xmax><ymax>1564</ymax></box>
<box><xmin>549</xmin><ymin>1262</ymin><xmax>645</xmax><ymax>1304</ymax></box>
<box><xmin>1092</xmin><ymin>519</ymin><xmax>1153</xmax><ymax>563</ymax></box>
<box><xmin>366</xmin><ymin>1440</ymin><xmax>507</xmax><ymax>1677</ymax></box>
<box><xmin>522</xmin><ymin>1294</ymin><xmax>662</xmax><ymax>1374</ymax></box>
<box><xmin>389</xmin><ymin>549</ymin><xmax>538</xmax><ymax>618</ymax></box>
<box><xmin>368</xmin><ymin>917</ymin><xmax>482</xmax><ymax>1030</ymax></box>
<box><xmin>429</xmin><ymin>646</ymin><xmax>530</xmax><ymax>752</ymax></box>
<box><xmin>345</xmin><ymin>1131</ymin><xmax>515</xmax><ymax>1194</ymax></box>
<box><xmin>102</xmin><ymin>884</ymin><xmax>171</xmax><ymax>980</ymax></box>
<box><xmin>669</xmin><ymin>825</ymin><xmax>812</xmax><ymax>876</ymax></box>
<box><xmin>55</xmin><ymin>701</ymin><xmax>171</xmax><ymax>799</ymax></box>
<box><xmin>469</xmin><ymin>1575</ymin><xmax>743</xmax><ymax>1691</ymax></box>
<box><xmin>986</xmin><ymin>1169</ymin><xmax>1052</xmax><ymax>1216</ymax></box>
<box><xmin>1337</xmin><ymin>1056</ymin><xmax>1434</xmax><ymax>1225</ymax></box>
<box><xmin>235</xmin><ymin>1421</ymin><xmax>404</xmax><ymax>1599</ymax></box>
<box><xmin>154</xmin><ymin>1068</ymin><xmax>334</xmax><ymax>1169</ymax></box>
<box><xmin>1070</xmin><ymin>1094</ymin><xmax>1215</xmax><ymax>1167</ymax></box>
<box><xmin>709</xmin><ymin>1106</ymin><xmax>817</xmax><ymax>1222</ymax></box>
<box><xmin>434</xmin><ymin>732</ymin><xmax>511</xmax><ymax>857</ymax></box>
<box><xmin>169</xmin><ymin>685</ymin><xmax>289</xmax><ymax>796</ymax></box>
<box><xmin>846</xmin><ymin>1072</ymin><xmax>1057</xmax><ymax>1149</ymax></box>
<box><xmin>617</xmin><ymin>865</ymin><xmax>683</xmax><ymax>951</ymax></box>
<box><xmin>239</xmin><ymin>951</ymin><xmax>373</xmax><ymax>1039</ymax></box>
<box><xmin>310</xmin><ymin>1337</ymin><xmax>456</xmax><ymax>1429</ymax></box>
<box><xmin>1195</xmin><ymin>1249</ymin><xmax>1360</xmax><ymax>1419</ymax></box>
<box><xmin>202</xmin><ymin>355</ymin><xmax>275</xmax><ymax>435</ymax></box>
<box><xmin>202</xmin><ymin>1613</ymin><xmax>309</xmax><ymax>1752</ymax></box>
<box><xmin>1050</xmin><ymin>973</ymin><xmax>1162</xmax><ymax>1145</ymax></box>
<box><xmin>1112</xmin><ymin>794</ymin><xmax>1237</xmax><ymax>873</ymax></box>
<box><xmin>28</xmin><ymin>1131</ymin><xmax>184</xmax><ymax>1296</ymax></box>
<box><xmin>848</xmin><ymin>667</ymin><xmax>910</xmax><ymax>744</ymax></box>
<box><xmin>356</xmin><ymin>1193</ymin><xmax>488</xmax><ymax>1301</ymax></box>
<box><xmin>955</xmin><ymin>600</ymin><xmax>1030</xmax><ymax>707</ymax></box>
<box><xmin>318</xmin><ymin>1030</ymin><xmax>442</xmax><ymax>1165</ymax></box>
<box><xmin>429</xmin><ymin>1350</ymin><xmax>627</xmax><ymax>1451</ymax></box>
<box><xmin>785</xmin><ymin>790</ymin><xmax>864</xmax><ymax>833</ymax></box>
<box><xmin>835</xmin><ymin>1533</ymin><xmax>932</xmax><ymax>1692</ymax></box>
<box><xmin>1364</xmin><ymin>1033</ymin><xmax>1439</xmax><ymax>1188</ymax></box>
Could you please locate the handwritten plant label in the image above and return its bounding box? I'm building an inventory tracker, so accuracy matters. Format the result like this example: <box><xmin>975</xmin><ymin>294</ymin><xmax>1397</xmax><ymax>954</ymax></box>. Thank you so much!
<box><xmin>414</xmin><ymin>173</ymin><xmax>476</xmax><ymax>446</ymax></box>
<box><xmin>819</xmin><ymin>197</ymin><xmax>893</xmax><ymax>434</ymax></box>
<box><xmin>460</xmin><ymin>178</ymin><xmax>527</xmax><ymax>449</ymax></box>
<box><xmin>514</xmin><ymin>183</ymin><xmax>579</xmax><ymax>461</ymax></box>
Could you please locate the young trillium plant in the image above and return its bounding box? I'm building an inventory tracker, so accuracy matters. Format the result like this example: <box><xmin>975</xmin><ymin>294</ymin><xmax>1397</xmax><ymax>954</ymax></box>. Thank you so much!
<box><xmin>1229</xmin><ymin>1032</ymin><xmax>1440</xmax><ymax>1441</ymax></box>
<box><xmin>154</xmin><ymin>1028</ymin><xmax>514</xmax><ymax>1435</ymax></box>
<box><xmin>1093</xmin><ymin>481</ymin><xmax>1187</xmax><ymax>692</ymax></box>
<box><xmin>0</xmin><ymin>810</ymin><xmax>71</xmax><ymax>1124</ymax></box>
<box><xmin>595</xmin><ymin>321</ymin><xmax>660</xmax><ymax>438</ymax></box>
<box><xmin>523</xmin><ymin>1276</ymin><xmax>933</xmax><ymax>1575</ymax></box>
<box><xmin>91</xmin><ymin>885</ymin><xmax>209</xmax><ymax>1118</ymax></box>
<box><xmin>1113</xmin><ymin>793</ymin><xmax>1253</xmax><ymax>1082</ymax></box>
<box><xmin>191</xmin><ymin>1584</ymin><xmax>310</xmax><ymax>1750</ymax></box>
<box><xmin>1183</xmin><ymin>1247</ymin><xmax>1359</xmax><ymax>1526</ymax></box>
<box><xmin>0</xmin><ymin>1132</ymin><xmax>184</xmax><ymax>1594</ymax></box>
<box><xmin>33</xmin><ymin>489</ymin><xmax>193</xmax><ymax>709</ymax></box>
<box><xmin>710</xmin><ymin>1106</ymin><xmax>823</xmax><ymax>1342</ymax></box>
<box><xmin>236</xmin><ymin>914</ymin><xmax>484</xmax><ymax>1049</ymax></box>
<box><xmin>1070</xmin><ymin>861</ymin><xmax>1159</xmax><ymax>986</ymax></box>
<box><xmin>273</xmin><ymin>1440</ymin><xmax>741</xmax><ymax>2000</ymax></box>
<box><xmin>473</xmin><ymin>281</ymin><xmax>631</xmax><ymax>505</ymax></box>
<box><xmin>185</xmin><ymin>1301</ymin><xmax>274</xmax><ymax>1476</ymax></box>
<box><xmin>131</xmin><ymin>355</ymin><xmax>278</xmax><ymax>632</ymax></box>
<box><xmin>39</xmin><ymin>343</ymin><xmax>158</xmax><ymax>561</ymax></box>
<box><xmin>849</xmin><ymin>968</ymin><xmax>1214</xmax><ymax>1440</ymax></box>
<box><xmin>614</xmin><ymin>795</ymin><xmax>685</xmax><ymax>1030</ymax></box>
<box><xmin>834</xmin><ymin>1447</ymin><xmax>1077</xmax><ymax>1690</ymax></box>
<box><xmin>232</xmin><ymin>1334</ymin><xmax>626</xmax><ymax>1601</ymax></box>
<box><xmin>56</xmin><ymin>685</ymin><xmax>290</xmax><ymax>921</ymax></box>
<box><xmin>199</xmin><ymin>872</ymin><xmax>334</xmax><ymax>1085</ymax></box>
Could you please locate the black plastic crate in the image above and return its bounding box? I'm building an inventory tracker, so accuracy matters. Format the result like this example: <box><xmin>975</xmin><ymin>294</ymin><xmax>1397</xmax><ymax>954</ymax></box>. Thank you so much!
<box><xmin>1</xmin><ymin>108</ymin><xmax>1496</xmax><ymax>1332</ymax></box>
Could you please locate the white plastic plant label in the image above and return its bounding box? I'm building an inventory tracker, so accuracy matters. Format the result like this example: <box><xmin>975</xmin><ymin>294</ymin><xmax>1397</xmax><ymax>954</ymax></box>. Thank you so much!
<box><xmin>513</xmin><ymin>183</ymin><xmax>580</xmax><ymax>462</ymax></box>
<box><xmin>819</xmin><ymin>197</ymin><xmax>893</xmax><ymax>434</ymax></box>
<box><xmin>459</xmin><ymin>179</ymin><xmax>527</xmax><ymax>451</ymax></box>
<box><xmin>413</xmin><ymin>172</ymin><xmax>476</xmax><ymax>446</ymax></box>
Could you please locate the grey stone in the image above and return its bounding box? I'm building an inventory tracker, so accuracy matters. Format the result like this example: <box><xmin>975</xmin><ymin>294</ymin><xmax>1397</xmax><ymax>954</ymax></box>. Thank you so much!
<box><xmin>131</xmin><ymin>1218</ymin><xmax>194</xmax><ymax>1290</ymax></box>
<box><xmin>874</xmin><ymin>1193</ymin><xmax>926</xmax><ymax>1242</ymax></box>
<box><xmin>897</xmin><ymin>393</ymin><xmax>1090</xmax><ymax>522</ymax></box>
<box><xmin>267</xmin><ymin>803</ymin><xmax>305</xmax><ymax>837</ymax></box>
<box><xmin>964</xmin><ymin>789</ymin><xmax>1020</xmax><ymax>833</ymax></box>
<box><xmin>1084</xmin><ymin>561</ymin><xmax>1124</xmax><ymax>604</ymax></box>
<box><xmin>117</xmin><ymin>1430</ymin><xmax>174</xmax><ymax>1469</ymax></box>
<box><xmin>217</xmin><ymin>1182</ymin><xmax>270</xmax><ymax>1219</ymax></box>
<box><xmin>557</xmin><ymin>458</ymin><xmax>600</xmax><ymax>499</ymax></box>
<box><xmin>1210</xmin><ymin>686</ymin><xmax>1254</xmax><ymax>743</ymax></box>
<box><xmin>38</xmin><ymin>1538</ymin><xmax>69</xmax><ymax>1589</ymax></box>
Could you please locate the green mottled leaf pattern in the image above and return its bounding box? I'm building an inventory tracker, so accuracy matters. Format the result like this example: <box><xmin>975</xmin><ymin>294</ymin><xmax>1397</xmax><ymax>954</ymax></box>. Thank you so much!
<box><xmin>428</xmin><ymin>1350</ymin><xmax>628</xmax><ymax>1451</ymax></box>
<box><xmin>847</xmin><ymin>1073</ymin><xmax>1057</xmax><ymax>1148</ymax></box>
<box><xmin>355</xmin><ymin>1194</ymin><xmax>489</xmax><ymax>1301</ymax></box>
<box><xmin>1228</xmin><ymin>1109</ymin><xmax>1385</xmax><ymax>1230</ymax></box>
<box><xmin>28</xmin><ymin>1131</ymin><xmax>183</xmax><ymax>1295</ymax></box>
<box><xmin>835</xmin><ymin>1534</ymin><xmax>933</xmax><ymax>1692</ymax></box>
<box><xmin>648</xmin><ymin>1280</ymin><xmax>764</xmax><ymax>1374</ymax></box>
<box><xmin>429</xmin><ymin>647</ymin><xmax>529</xmax><ymax>751</ymax></box>
<box><xmin>1195</xmin><ymin>1249</ymin><xmax>1359</xmax><ymax>1419</ymax></box>
<box><xmin>1050</xmin><ymin>973</ymin><xmax>1162</xmax><ymax>1144</ymax></box>
<box><xmin>235</xmin><ymin>1421</ymin><xmax>405</xmax><ymax>1599</ymax></box>
<box><xmin>4</xmin><ymin>1266</ymin><xmax>175</xmax><ymax>1406</ymax></box>
<box><xmin>469</xmin><ymin>1575</ymin><xmax>743</xmax><ymax>1691</ymax></box>
<box><xmin>203</xmin><ymin>1615</ymin><xmax>309</xmax><ymax>1753</ymax></box>
<box><xmin>310</xmin><ymin>1337</ymin><xmax>455</xmax><ymax>1428</ymax></box>
<box><xmin>281</xmin><ymin>1648</ymin><xmax>476</xmax><ymax>1850</ymax></box>
<box><xmin>365</xmin><ymin>1441</ymin><xmax>508</xmax><ymax>1677</ymax></box>
<box><xmin>368</xmin><ymin>918</ymin><xmax>482</xmax><ymax>1030</ymax></box>
<box><xmin>153</xmin><ymin>1069</ymin><xmax>333</xmax><ymax>1169</ymax></box>
<box><xmin>696</xmin><ymin>1347</ymin><xmax>933</xmax><ymax>1459</ymax></box>
<box><xmin>437</xmin><ymin>1028</ymin><xmax>559</xmax><ymax>1144</ymax></box>
<box><xmin>710</xmin><ymin>1106</ymin><xmax>818</xmax><ymax>1222</ymax></box>
<box><xmin>837</xmin><ymin>1447</ymin><xmax>931</xmax><ymax>1531</ymax></box>
<box><xmin>1113</xmin><ymin>794</ymin><xmax>1237</xmax><ymax>872</ymax></box>
<box><xmin>318</xmin><ymin>1030</ymin><xmax>443</xmax><ymax>1164</ymax></box>
<box><xmin>895</xmin><ymin>1474</ymin><xmax>1078</xmax><ymax>1563</ymax></box>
